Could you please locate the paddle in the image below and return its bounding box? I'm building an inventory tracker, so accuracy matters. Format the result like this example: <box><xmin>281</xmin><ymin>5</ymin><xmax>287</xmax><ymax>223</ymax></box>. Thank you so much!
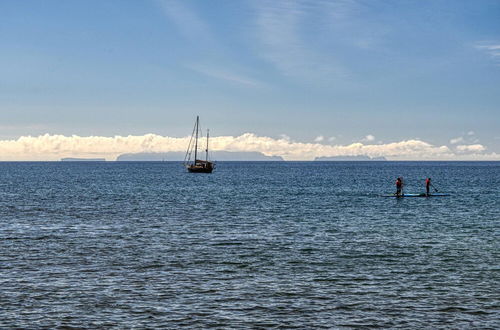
<box><xmin>430</xmin><ymin>183</ymin><xmax>439</xmax><ymax>192</ymax></box>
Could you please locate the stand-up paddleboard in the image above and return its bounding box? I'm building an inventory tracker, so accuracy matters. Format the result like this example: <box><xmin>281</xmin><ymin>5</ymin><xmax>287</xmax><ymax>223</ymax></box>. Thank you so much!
<box><xmin>382</xmin><ymin>193</ymin><xmax>450</xmax><ymax>198</ymax></box>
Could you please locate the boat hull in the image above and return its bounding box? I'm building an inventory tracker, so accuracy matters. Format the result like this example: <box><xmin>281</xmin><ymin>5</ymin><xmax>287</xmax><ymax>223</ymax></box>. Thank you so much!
<box><xmin>187</xmin><ymin>162</ymin><xmax>214</xmax><ymax>173</ymax></box>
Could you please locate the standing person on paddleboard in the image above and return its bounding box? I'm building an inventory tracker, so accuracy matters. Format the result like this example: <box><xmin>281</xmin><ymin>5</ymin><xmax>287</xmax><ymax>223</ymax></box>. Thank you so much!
<box><xmin>396</xmin><ymin>177</ymin><xmax>403</xmax><ymax>197</ymax></box>
<box><xmin>425</xmin><ymin>178</ymin><xmax>431</xmax><ymax>196</ymax></box>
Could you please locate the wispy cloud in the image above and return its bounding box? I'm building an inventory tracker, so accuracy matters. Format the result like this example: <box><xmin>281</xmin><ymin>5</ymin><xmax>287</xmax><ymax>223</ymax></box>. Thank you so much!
<box><xmin>475</xmin><ymin>44</ymin><xmax>500</xmax><ymax>57</ymax></box>
<box><xmin>450</xmin><ymin>131</ymin><xmax>480</xmax><ymax>146</ymax></box>
<box><xmin>475</xmin><ymin>42</ymin><xmax>500</xmax><ymax>65</ymax></box>
<box><xmin>186</xmin><ymin>64</ymin><xmax>264</xmax><ymax>88</ymax></box>
<box><xmin>0</xmin><ymin>133</ymin><xmax>497</xmax><ymax>161</ymax></box>
<box><xmin>0</xmin><ymin>124</ymin><xmax>48</xmax><ymax>132</ymax></box>
<box><xmin>157</xmin><ymin>0</ymin><xmax>266</xmax><ymax>87</ymax></box>
<box><xmin>156</xmin><ymin>0</ymin><xmax>212</xmax><ymax>43</ymax></box>
<box><xmin>252</xmin><ymin>0</ymin><xmax>349</xmax><ymax>81</ymax></box>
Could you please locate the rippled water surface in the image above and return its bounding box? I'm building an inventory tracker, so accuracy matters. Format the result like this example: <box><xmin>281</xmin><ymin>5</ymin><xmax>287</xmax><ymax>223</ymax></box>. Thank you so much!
<box><xmin>0</xmin><ymin>161</ymin><xmax>499</xmax><ymax>328</ymax></box>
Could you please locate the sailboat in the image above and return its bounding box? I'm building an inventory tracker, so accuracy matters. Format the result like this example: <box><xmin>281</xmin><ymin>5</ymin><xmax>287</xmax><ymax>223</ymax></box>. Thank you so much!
<box><xmin>184</xmin><ymin>116</ymin><xmax>215</xmax><ymax>173</ymax></box>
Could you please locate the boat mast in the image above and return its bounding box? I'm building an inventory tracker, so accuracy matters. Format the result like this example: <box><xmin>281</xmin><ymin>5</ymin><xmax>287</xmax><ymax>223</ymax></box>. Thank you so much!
<box><xmin>206</xmin><ymin>129</ymin><xmax>209</xmax><ymax>162</ymax></box>
<box><xmin>194</xmin><ymin>116</ymin><xmax>199</xmax><ymax>163</ymax></box>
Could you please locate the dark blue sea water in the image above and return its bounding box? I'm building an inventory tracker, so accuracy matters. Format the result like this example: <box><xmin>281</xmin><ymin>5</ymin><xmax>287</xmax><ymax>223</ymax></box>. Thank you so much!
<box><xmin>0</xmin><ymin>161</ymin><xmax>498</xmax><ymax>328</ymax></box>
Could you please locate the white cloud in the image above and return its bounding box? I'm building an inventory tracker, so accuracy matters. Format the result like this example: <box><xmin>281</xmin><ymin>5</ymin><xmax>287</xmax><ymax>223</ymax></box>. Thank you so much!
<box><xmin>328</xmin><ymin>136</ymin><xmax>336</xmax><ymax>142</ymax></box>
<box><xmin>456</xmin><ymin>144</ymin><xmax>486</xmax><ymax>153</ymax></box>
<box><xmin>314</xmin><ymin>135</ymin><xmax>324</xmax><ymax>142</ymax></box>
<box><xmin>450</xmin><ymin>137</ymin><xmax>464</xmax><ymax>144</ymax></box>
<box><xmin>467</xmin><ymin>131</ymin><xmax>475</xmax><ymax>136</ymax></box>
<box><xmin>362</xmin><ymin>134</ymin><xmax>375</xmax><ymax>142</ymax></box>
<box><xmin>279</xmin><ymin>134</ymin><xmax>291</xmax><ymax>141</ymax></box>
<box><xmin>1</xmin><ymin>133</ymin><xmax>498</xmax><ymax>161</ymax></box>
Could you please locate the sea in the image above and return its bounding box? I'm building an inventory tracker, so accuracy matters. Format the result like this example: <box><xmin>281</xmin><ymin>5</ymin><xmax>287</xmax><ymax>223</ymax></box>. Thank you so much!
<box><xmin>0</xmin><ymin>161</ymin><xmax>498</xmax><ymax>328</ymax></box>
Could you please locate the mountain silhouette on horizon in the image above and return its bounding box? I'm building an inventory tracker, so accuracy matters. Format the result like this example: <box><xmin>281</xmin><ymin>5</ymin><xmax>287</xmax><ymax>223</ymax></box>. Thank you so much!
<box><xmin>116</xmin><ymin>151</ymin><xmax>284</xmax><ymax>161</ymax></box>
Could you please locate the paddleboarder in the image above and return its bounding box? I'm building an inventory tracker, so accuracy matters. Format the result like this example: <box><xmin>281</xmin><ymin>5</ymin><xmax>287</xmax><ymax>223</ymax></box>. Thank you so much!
<box><xmin>425</xmin><ymin>178</ymin><xmax>431</xmax><ymax>196</ymax></box>
<box><xmin>396</xmin><ymin>177</ymin><xmax>403</xmax><ymax>196</ymax></box>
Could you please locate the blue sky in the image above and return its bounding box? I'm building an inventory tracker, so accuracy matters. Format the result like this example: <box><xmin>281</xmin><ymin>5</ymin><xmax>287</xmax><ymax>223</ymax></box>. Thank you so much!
<box><xmin>0</xmin><ymin>0</ymin><xmax>499</xmax><ymax>159</ymax></box>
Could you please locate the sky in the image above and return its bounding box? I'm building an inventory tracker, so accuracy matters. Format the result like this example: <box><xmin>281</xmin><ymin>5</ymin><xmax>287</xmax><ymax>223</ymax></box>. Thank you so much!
<box><xmin>0</xmin><ymin>0</ymin><xmax>499</xmax><ymax>160</ymax></box>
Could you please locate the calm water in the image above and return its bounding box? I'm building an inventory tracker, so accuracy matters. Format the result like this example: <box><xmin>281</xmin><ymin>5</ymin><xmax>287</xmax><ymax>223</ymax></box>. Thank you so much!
<box><xmin>0</xmin><ymin>161</ymin><xmax>498</xmax><ymax>328</ymax></box>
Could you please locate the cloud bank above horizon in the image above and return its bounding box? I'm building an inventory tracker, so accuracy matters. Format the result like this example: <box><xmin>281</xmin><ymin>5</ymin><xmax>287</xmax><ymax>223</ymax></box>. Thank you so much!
<box><xmin>0</xmin><ymin>134</ymin><xmax>498</xmax><ymax>161</ymax></box>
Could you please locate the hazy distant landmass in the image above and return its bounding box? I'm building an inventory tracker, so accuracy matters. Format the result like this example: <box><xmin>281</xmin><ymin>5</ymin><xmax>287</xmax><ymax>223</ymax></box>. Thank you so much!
<box><xmin>212</xmin><ymin>151</ymin><xmax>284</xmax><ymax>161</ymax></box>
<box><xmin>116</xmin><ymin>151</ymin><xmax>284</xmax><ymax>161</ymax></box>
<box><xmin>314</xmin><ymin>155</ymin><xmax>387</xmax><ymax>161</ymax></box>
<box><xmin>116</xmin><ymin>152</ymin><xmax>183</xmax><ymax>161</ymax></box>
<box><xmin>61</xmin><ymin>157</ymin><xmax>106</xmax><ymax>162</ymax></box>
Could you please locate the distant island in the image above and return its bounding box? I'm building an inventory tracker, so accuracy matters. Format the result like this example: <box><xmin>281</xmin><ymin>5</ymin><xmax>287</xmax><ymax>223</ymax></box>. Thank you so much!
<box><xmin>116</xmin><ymin>151</ymin><xmax>284</xmax><ymax>161</ymax></box>
<box><xmin>61</xmin><ymin>157</ymin><xmax>106</xmax><ymax>162</ymax></box>
<box><xmin>314</xmin><ymin>155</ymin><xmax>387</xmax><ymax>161</ymax></box>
